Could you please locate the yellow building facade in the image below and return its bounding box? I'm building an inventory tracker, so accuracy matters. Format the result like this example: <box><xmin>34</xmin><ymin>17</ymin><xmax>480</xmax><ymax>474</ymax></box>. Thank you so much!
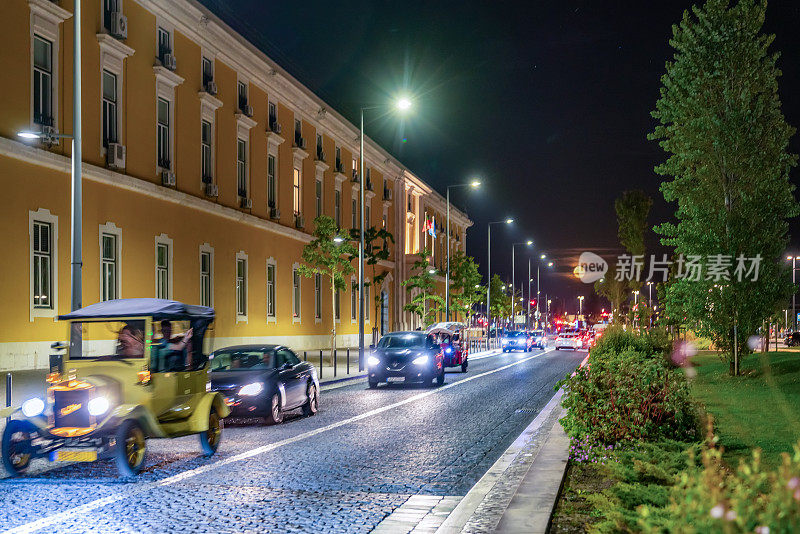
<box><xmin>0</xmin><ymin>0</ymin><xmax>470</xmax><ymax>371</ymax></box>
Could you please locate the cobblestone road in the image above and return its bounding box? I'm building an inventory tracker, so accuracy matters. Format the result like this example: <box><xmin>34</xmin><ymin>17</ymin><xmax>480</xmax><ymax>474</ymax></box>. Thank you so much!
<box><xmin>0</xmin><ymin>348</ymin><xmax>584</xmax><ymax>533</ymax></box>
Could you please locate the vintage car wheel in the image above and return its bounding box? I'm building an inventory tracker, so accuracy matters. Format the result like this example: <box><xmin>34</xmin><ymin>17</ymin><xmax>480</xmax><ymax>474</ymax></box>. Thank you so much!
<box><xmin>2</xmin><ymin>420</ymin><xmax>36</xmax><ymax>476</ymax></box>
<box><xmin>461</xmin><ymin>358</ymin><xmax>468</xmax><ymax>373</ymax></box>
<box><xmin>199</xmin><ymin>409</ymin><xmax>223</xmax><ymax>456</ymax></box>
<box><xmin>436</xmin><ymin>367</ymin><xmax>445</xmax><ymax>386</ymax></box>
<box><xmin>368</xmin><ymin>379</ymin><xmax>378</xmax><ymax>389</ymax></box>
<box><xmin>115</xmin><ymin>420</ymin><xmax>146</xmax><ymax>477</ymax></box>
<box><xmin>265</xmin><ymin>393</ymin><xmax>284</xmax><ymax>425</ymax></box>
<box><xmin>301</xmin><ymin>382</ymin><xmax>319</xmax><ymax>417</ymax></box>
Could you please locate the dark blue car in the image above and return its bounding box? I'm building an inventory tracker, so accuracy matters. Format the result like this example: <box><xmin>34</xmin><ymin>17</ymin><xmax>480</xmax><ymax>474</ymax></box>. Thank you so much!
<box><xmin>367</xmin><ymin>332</ymin><xmax>445</xmax><ymax>388</ymax></box>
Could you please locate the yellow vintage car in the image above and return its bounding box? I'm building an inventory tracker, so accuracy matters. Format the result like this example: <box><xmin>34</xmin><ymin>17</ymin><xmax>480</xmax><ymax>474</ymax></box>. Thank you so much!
<box><xmin>1</xmin><ymin>298</ymin><xmax>229</xmax><ymax>477</ymax></box>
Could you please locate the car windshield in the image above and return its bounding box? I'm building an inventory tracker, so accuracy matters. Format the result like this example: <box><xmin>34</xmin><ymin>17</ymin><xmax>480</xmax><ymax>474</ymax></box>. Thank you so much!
<box><xmin>378</xmin><ymin>333</ymin><xmax>428</xmax><ymax>348</ymax></box>
<box><xmin>210</xmin><ymin>349</ymin><xmax>275</xmax><ymax>370</ymax></box>
<box><xmin>506</xmin><ymin>331</ymin><xmax>526</xmax><ymax>338</ymax></box>
<box><xmin>532</xmin><ymin>331</ymin><xmax>543</xmax><ymax>336</ymax></box>
<box><xmin>68</xmin><ymin>320</ymin><xmax>147</xmax><ymax>359</ymax></box>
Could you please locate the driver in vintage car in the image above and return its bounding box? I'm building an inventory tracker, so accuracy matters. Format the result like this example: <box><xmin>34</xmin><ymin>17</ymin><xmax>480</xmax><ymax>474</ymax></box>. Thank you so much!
<box><xmin>154</xmin><ymin>320</ymin><xmax>193</xmax><ymax>371</ymax></box>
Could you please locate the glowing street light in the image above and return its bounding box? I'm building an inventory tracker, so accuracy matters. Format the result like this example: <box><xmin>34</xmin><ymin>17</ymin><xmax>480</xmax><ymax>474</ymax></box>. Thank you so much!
<box><xmin>512</xmin><ymin>240</ymin><xmax>533</xmax><ymax>327</ymax></box>
<box><xmin>486</xmin><ymin>218</ymin><xmax>513</xmax><ymax>340</ymax></box>
<box><xmin>396</xmin><ymin>96</ymin><xmax>412</xmax><ymax>111</ymax></box>
<box><xmin>445</xmin><ymin>179</ymin><xmax>482</xmax><ymax>320</ymax></box>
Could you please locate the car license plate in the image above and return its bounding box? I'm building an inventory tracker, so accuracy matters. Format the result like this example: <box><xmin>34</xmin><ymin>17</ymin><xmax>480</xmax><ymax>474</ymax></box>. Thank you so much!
<box><xmin>55</xmin><ymin>450</ymin><xmax>97</xmax><ymax>462</ymax></box>
<box><xmin>387</xmin><ymin>377</ymin><xmax>405</xmax><ymax>383</ymax></box>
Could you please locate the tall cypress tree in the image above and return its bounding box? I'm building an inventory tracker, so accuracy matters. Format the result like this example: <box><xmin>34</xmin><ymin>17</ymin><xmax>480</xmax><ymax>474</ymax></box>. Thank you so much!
<box><xmin>650</xmin><ymin>0</ymin><xmax>798</xmax><ymax>373</ymax></box>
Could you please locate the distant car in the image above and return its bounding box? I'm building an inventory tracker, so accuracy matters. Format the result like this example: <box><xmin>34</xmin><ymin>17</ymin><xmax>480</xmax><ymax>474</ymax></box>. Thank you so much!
<box><xmin>209</xmin><ymin>345</ymin><xmax>319</xmax><ymax>425</ymax></box>
<box><xmin>555</xmin><ymin>333</ymin><xmax>582</xmax><ymax>350</ymax></box>
<box><xmin>786</xmin><ymin>332</ymin><xmax>800</xmax><ymax>347</ymax></box>
<box><xmin>501</xmin><ymin>330</ymin><xmax>532</xmax><ymax>352</ymax></box>
<box><xmin>367</xmin><ymin>332</ymin><xmax>445</xmax><ymax>388</ymax></box>
<box><xmin>530</xmin><ymin>330</ymin><xmax>547</xmax><ymax>349</ymax></box>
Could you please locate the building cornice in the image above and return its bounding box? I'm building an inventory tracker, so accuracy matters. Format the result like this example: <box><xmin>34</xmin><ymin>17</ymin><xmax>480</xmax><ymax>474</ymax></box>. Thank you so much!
<box><xmin>96</xmin><ymin>33</ymin><xmax>135</xmax><ymax>59</ymax></box>
<box><xmin>153</xmin><ymin>65</ymin><xmax>185</xmax><ymax>88</ymax></box>
<box><xmin>198</xmin><ymin>91</ymin><xmax>223</xmax><ymax>111</ymax></box>
<box><xmin>0</xmin><ymin>136</ymin><xmax>314</xmax><ymax>244</ymax></box>
<box><xmin>28</xmin><ymin>0</ymin><xmax>72</xmax><ymax>25</ymax></box>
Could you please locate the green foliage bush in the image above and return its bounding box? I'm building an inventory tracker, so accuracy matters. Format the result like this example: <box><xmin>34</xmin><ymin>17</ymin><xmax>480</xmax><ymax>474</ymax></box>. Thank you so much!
<box><xmin>559</xmin><ymin>343</ymin><xmax>696</xmax><ymax>444</ymax></box>
<box><xmin>590</xmin><ymin>326</ymin><xmax>671</xmax><ymax>361</ymax></box>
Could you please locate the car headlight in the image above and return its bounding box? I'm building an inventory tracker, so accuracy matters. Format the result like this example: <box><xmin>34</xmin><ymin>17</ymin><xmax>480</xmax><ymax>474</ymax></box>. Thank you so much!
<box><xmin>412</xmin><ymin>355</ymin><xmax>429</xmax><ymax>365</ymax></box>
<box><xmin>87</xmin><ymin>396</ymin><xmax>110</xmax><ymax>416</ymax></box>
<box><xmin>444</xmin><ymin>347</ymin><xmax>453</xmax><ymax>354</ymax></box>
<box><xmin>21</xmin><ymin>397</ymin><xmax>45</xmax><ymax>418</ymax></box>
<box><xmin>239</xmin><ymin>382</ymin><xmax>264</xmax><ymax>396</ymax></box>
<box><xmin>501</xmin><ymin>338</ymin><xmax>509</xmax><ymax>345</ymax></box>
<box><xmin>367</xmin><ymin>356</ymin><xmax>380</xmax><ymax>367</ymax></box>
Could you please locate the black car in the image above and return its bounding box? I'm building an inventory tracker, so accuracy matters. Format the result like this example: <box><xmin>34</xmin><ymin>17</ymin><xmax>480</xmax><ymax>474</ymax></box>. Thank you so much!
<box><xmin>501</xmin><ymin>330</ymin><xmax>532</xmax><ymax>352</ymax></box>
<box><xmin>209</xmin><ymin>345</ymin><xmax>318</xmax><ymax>424</ymax></box>
<box><xmin>367</xmin><ymin>332</ymin><xmax>445</xmax><ymax>388</ymax></box>
<box><xmin>530</xmin><ymin>330</ymin><xmax>547</xmax><ymax>349</ymax></box>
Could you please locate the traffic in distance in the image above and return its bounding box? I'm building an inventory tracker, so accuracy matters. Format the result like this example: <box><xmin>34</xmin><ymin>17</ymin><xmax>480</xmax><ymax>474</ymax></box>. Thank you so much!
<box><xmin>1</xmin><ymin>298</ymin><xmax>596</xmax><ymax>480</ymax></box>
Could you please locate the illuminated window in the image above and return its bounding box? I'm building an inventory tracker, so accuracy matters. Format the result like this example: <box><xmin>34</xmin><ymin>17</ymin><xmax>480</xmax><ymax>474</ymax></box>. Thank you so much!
<box><xmin>293</xmin><ymin>166</ymin><xmax>302</xmax><ymax>216</ymax></box>
<box><xmin>236</xmin><ymin>256</ymin><xmax>247</xmax><ymax>318</ymax></box>
<box><xmin>200</xmin><ymin>250</ymin><xmax>212</xmax><ymax>307</ymax></box>
<box><xmin>266</xmin><ymin>261</ymin><xmax>276</xmax><ymax>319</ymax></box>
<box><xmin>33</xmin><ymin>35</ymin><xmax>52</xmax><ymax>126</ymax></box>
<box><xmin>101</xmin><ymin>233</ymin><xmax>118</xmax><ymax>301</ymax></box>
<box><xmin>32</xmin><ymin>221</ymin><xmax>52</xmax><ymax>308</ymax></box>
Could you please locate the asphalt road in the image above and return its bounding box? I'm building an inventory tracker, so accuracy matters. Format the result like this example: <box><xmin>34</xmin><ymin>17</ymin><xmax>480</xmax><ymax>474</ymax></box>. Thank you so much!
<box><xmin>0</xmin><ymin>347</ymin><xmax>585</xmax><ymax>533</ymax></box>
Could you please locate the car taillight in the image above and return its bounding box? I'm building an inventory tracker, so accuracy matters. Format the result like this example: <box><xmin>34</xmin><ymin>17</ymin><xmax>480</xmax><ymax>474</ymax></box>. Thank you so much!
<box><xmin>137</xmin><ymin>369</ymin><xmax>151</xmax><ymax>385</ymax></box>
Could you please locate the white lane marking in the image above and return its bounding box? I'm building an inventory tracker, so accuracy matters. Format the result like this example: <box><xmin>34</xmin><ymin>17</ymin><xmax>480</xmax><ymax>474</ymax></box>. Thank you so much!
<box><xmin>3</xmin><ymin>348</ymin><xmax>555</xmax><ymax>534</ymax></box>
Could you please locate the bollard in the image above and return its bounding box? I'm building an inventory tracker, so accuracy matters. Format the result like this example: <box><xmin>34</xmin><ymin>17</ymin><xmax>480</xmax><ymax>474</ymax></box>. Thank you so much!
<box><xmin>304</xmin><ymin>351</ymin><xmax>307</xmax><ymax>362</ymax></box>
<box><xmin>6</xmin><ymin>373</ymin><xmax>11</xmax><ymax>424</ymax></box>
<box><xmin>319</xmin><ymin>350</ymin><xmax>323</xmax><ymax>379</ymax></box>
<box><xmin>347</xmin><ymin>348</ymin><xmax>350</xmax><ymax>374</ymax></box>
<box><xmin>333</xmin><ymin>349</ymin><xmax>337</xmax><ymax>377</ymax></box>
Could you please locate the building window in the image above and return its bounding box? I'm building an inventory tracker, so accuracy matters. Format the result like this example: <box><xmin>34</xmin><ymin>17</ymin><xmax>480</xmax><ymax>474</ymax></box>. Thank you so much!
<box><xmin>236</xmin><ymin>255</ymin><xmax>247</xmax><ymax>319</ymax></box>
<box><xmin>352</xmin><ymin>198</ymin><xmax>357</xmax><ymax>229</ymax></box>
<box><xmin>157</xmin><ymin>97</ymin><xmax>170</xmax><ymax>168</ymax></box>
<box><xmin>237</xmin><ymin>138</ymin><xmax>247</xmax><ymax>197</ymax></box>
<box><xmin>315</xmin><ymin>179</ymin><xmax>323</xmax><ymax>218</ymax></box>
<box><xmin>293</xmin><ymin>166</ymin><xmax>302</xmax><ymax>216</ymax></box>
<box><xmin>102</xmin><ymin>70</ymin><xmax>118</xmax><ymax>147</ymax></box>
<box><xmin>201</xmin><ymin>56</ymin><xmax>214</xmax><ymax>88</ymax></box>
<box><xmin>237</xmin><ymin>81</ymin><xmax>248</xmax><ymax>110</ymax></box>
<box><xmin>157</xmin><ymin>27</ymin><xmax>171</xmax><ymax>63</ymax></box>
<box><xmin>365</xmin><ymin>205</ymin><xmax>371</xmax><ymax>229</ymax></box>
<box><xmin>33</xmin><ymin>35</ymin><xmax>53</xmax><ymax>126</ymax></box>
<box><xmin>266</xmin><ymin>261</ymin><xmax>276</xmax><ymax>319</ymax></box>
<box><xmin>351</xmin><ymin>281</ymin><xmax>358</xmax><ymax>321</ymax></box>
<box><xmin>334</xmin><ymin>190</ymin><xmax>341</xmax><ymax>228</ymax></box>
<box><xmin>314</xmin><ymin>273</ymin><xmax>321</xmax><ymax>319</ymax></box>
<box><xmin>382</xmin><ymin>213</ymin><xmax>387</xmax><ymax>229</ymax></box>
<box><xmin>292</xmin><ymin>268</ymin><xmax>301</xmax><ymax>320</ymax></box>
<box><xmin>335</xmin><ymin>146</ymin><xmax>342</xmax><ymax>171</ymax></box>
<box><xmin>156</xmin><ymin>242</ymin><xmax>170</xmax><ymax>299</ymax></box>
<box><xmin>294</xmin><ymin>118</ymin><xmax>302</xmax><ymax>145</ymax></box>
<box><xmin>267</xmin><ymin>154</ymin><xmax>277</xmax><ymax>208</ymax></box>
<box><xmin>268</xmin><ymin>101</ymin><xmax>277</xmax><ymax>125</ymax></box>
<box><xmin>334</xmin><ymin>289</ymin><xmax>340</xmax><ymax>321</ymax></box>
<box><xmin>200</xmin><ymin>250</ymin><xmax>212</xmax><ymax>307</ymax></box>
<box><xmin>201</xmin><ymin>120</ymin><xmax>212</xmax><ymax>181</ymax></box>
<box><xmin>101</xmin><ymin>233</ymin><xmax>118</xmax><ymax>301</ymax></box>
<box><xmin>103</xmin><ymin>0</ymin><xmax>121</xmax><ymax>31</ymax></box>
<box><xmin>32</xmin><ymin>221</ymin><xmax>52</xmax><ymax>308</ymax></box>
<box><xmin>316</xmin><ymin>133</ymin><xmax>323</xmax><ymax>159</ymax></box>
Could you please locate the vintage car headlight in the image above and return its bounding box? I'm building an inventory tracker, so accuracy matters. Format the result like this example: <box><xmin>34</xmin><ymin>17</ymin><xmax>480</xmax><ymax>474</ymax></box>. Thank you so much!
<box><xmin>412</xmin><ymin>355</ymin><xmax>429</xmax><ymax>365</ymax></box>
<box><xmin>21</xmin><ymin>397</ymin><xmax>45</xmax><ymax>418</ymax></box>
<box><xmin>367</xmin><ymin>356</ymin><xmax>380</xmax><ymax>367</ymax></box>
<box><xmin>444</xmin><ymin>347</ymin><xmax>454</xmax><ymax>355</ymax></box>
<box><xmin>87</xmin><ymin>396</ymin><xmax>110</xmax><ymax>416</ymax></box>
<box><xmin>239</xmin><ymin>382</ymin><xmax>264</xmax><ymax>396</ymax></box>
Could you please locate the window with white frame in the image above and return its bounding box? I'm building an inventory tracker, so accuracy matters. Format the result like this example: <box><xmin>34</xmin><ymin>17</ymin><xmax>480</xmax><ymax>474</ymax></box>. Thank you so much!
<box><xmin>155</xmin><ymin>235</ymin><xmax>172</xmax><ymax>299</ymax></box>
<box><xmin>157</xmin><ymin>97</ymin><xmax>170</xmax><ymax>168</ymax></box>
<box><xmin>292</xmin><ymin>267</ymin><xmax>301</xmax><ymax>320</ymax></box>
<box><xmin>267</xmin><ymin>154</ymin><xmax>277</xmax><ymax>208</ymax></box>
<box><xmin>351</xmin><ymin>198</ymin><xmax>357</xmax><ymax>229</ymax></box>
<box><xmin>266</xmin><ymin>260</ymin><xmax>276</xmax><ymax>320</ymax></box>
<box><xmin>314</xmin><ymin>273</ymin><xmax>321</xmax><ymax>319</ymax></box>
<box><xmin>202</xmin><ymin>56</ymin><xmax>214</xmax><ymax>88</ymax></box>
<box><xmin>33</xmin><ymin>35</ymin><xmax>53</xmax><ymax>127</ymax></box>
<box><xmin>102</xmin><ymin>70</ymin><xmax>118</xmax><ymax>147</ymax></box>
<box><xmin>101</xmin><ymin>232</ymin><xmax>118</xmax><ymax>301</ymax></box>
<box><xmin>315</xmin><ymin>178</ymin><xmax>322</xmax><ymax>218</ymax></box>
<box><xmin>157</xmin><ymin>27</ymin><xmax>171</xmax><ymax>63</ymax></box>
<box><xmin>237</xmin><ymin>81</ymin><xmax>248</xmax><ymax>111</ymax></box>
<box><xmin>351</xmin><ymin>280</ymin><xmax>357</xmax><ymax>321</ymax></box>
<box><xmin>200</xmin><ymin>250</ymin><xmax>212</xmax><ymax>307</ymax></box>
<box><xmin>237</xmin><ymin>138</ymin><xmax>247</xmax><ymax>197</ymax></box>
<box><xmin>293</xmin><ymin>166</ymin><xmax>302</xmax><ymax>216</ymax></box>
<box><xmin>334</xmin><ymin>190</ymin><xmax>341</xmax><ymax>228</ymax></box>
<box><xmin>236</xmin><ymin>254</ymin><xmax>247</xmax><ymax>319</ymax></box>
<box><xmin>268</xmin><ymin>100</ymin><xmax>277</xmax><ymax>127</ymax></box>
<box><xmin>32</xmin><ymin>220</ymin><xmax>53</xmax><ymax>308</ymax></box>
<box><xmin>201</xmin><ymin>120</ymin><xmax>212</xmax><ymax>181</ymax></box>
<box><xmin>103</xmin><ymin>0</ymin><xmax>121</xmax><ymax>32</ymax></box>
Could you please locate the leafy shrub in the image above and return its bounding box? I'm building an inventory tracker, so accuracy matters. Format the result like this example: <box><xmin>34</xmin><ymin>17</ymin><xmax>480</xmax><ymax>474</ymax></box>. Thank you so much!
<box><xmin>559</xmin><ymin>345</ymin><xmax>696</xmax><ymax>444</ymax></box>
<box><xmin>591</xmin><ymin>326</ymin><xmax>671</xmax><ymax>362</ymax></box>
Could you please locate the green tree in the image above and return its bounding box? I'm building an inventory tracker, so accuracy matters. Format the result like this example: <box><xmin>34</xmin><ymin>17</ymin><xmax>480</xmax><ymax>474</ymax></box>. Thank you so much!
<box><xmin>615</xmin><ymin>190</ymin><xmax>653</xmax><ymax>293</ymax></box>
<box><xmin>298</xmin><ymin>216</ymin><xmax>357</xmax><ymax>354</ymax></box>
<box><xmin>594</xmin><ymin>266</ymin><xmax>628</xmax><ymax>324</ymax></box>
<box><xmin>349</xmin><ymin>225</ymin><xmax>394</xmax><ymax>336</ymax></box>
<box><xmin>402</xmin><ymin>249</ymin><xmax>445</xmax><ymax>327</ymax></box>
<box><xmin>489</xmin><ymin>274</ymin><xmax>511</xmax><ymax>324</ymax></box>
<box><xmin>448</xmin><ymin>250</ymin><xmax>483</xmax><ymax>321</ymax></box>
<box><xmin>650</xmin><ymin>0</ymin><xmax>798</xmax><ymax>373</ymax></box>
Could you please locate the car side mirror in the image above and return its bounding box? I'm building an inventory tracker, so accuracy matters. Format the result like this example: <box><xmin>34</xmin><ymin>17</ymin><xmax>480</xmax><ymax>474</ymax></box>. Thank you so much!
<box><xmin>369</xmin><ymin>343</ymin><xmax>375</xmax><ymax>349</ymax></box>
<box><xmin>280</xmin><ymin>362</ymin><xmax>292</xmax><ymax>370</ymax></box>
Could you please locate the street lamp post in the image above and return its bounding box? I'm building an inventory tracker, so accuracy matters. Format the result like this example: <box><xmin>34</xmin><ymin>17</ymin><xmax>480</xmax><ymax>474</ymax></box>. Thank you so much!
<box><xmin>445</xmin><ymin>180</ymin><xmax>480</xmax><ymax>321</ymax></box>
<box><xmin>511</xmin><ymin>240</ymin><xmax>532</xmax><ymax>330</ymax></box>
<box><xmin>787</xmin><ymin>256</ymin><xmax>800</xmax><ymax>331</ymax></box>
<box><xmin>486</xmin><ymin>219</ymin><xmax>513</xmax><ymax>345</ymax></box>
<box><xmin>19</xmin><ymin>0</ymin><xmax>82</xmax><ymax>312</ymax></box>
<box><xmin>358</xmin><ymin>97</ymin><xmax>412</xmax><ymax>370</ymax></box>
<box><xmin>578</xmin><ymin>295</ymin><xmax>584</xmax><ymax>318</ymax></box>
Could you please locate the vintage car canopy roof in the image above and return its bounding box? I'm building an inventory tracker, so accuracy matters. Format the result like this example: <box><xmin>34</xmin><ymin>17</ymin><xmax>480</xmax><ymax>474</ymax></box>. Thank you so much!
<box><xmin>58</xmin><ymin>298</ymin><xmax>215</xmax><ymax>322</ymax></box>
<box><xmin>426</xmin><ymin>322</ymin><xmax>466</xmax><ymax>333</ymax></box>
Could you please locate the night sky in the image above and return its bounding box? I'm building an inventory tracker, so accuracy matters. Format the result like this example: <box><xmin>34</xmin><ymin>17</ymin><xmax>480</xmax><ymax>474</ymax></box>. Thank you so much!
<box><xmin>200</xmin><ymin>0</ymin><xmax>800</xmax><ymax>314</ymax></box>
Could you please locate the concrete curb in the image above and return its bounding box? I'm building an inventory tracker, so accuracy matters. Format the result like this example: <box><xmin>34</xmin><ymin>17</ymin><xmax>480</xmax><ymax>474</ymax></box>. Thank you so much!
<box><xmin>435</xmin><ymin>387</ymin><xmax>567</xmax><ymax>534</ymax></box>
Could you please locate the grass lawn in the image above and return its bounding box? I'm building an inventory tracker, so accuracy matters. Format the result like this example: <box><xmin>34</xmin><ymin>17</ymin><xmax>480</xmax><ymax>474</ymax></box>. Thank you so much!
<box><xmin>690</xmin><ymin>350</ymin><xmax>800</xmax><ymax>468</ymax></box>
